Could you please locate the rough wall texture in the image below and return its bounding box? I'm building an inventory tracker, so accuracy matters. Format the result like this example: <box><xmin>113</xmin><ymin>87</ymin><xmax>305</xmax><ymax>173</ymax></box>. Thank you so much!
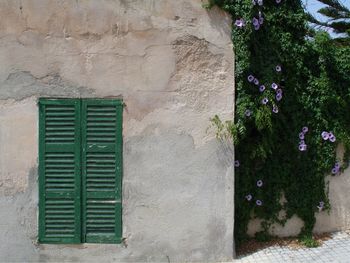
<box><xmin>0</xmin><ymin>0</ymin><xmax>235</xmax><ymax>262</ymax></box>
<box><xmin>248</xmin><ymin>144</ymin><xmax>350</xmax><ymax>237</ymax></box>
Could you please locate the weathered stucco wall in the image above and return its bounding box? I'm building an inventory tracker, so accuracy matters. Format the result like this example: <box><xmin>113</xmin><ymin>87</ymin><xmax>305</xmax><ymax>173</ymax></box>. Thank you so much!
<box><xmin>0</xmin><ymin>0</ymin><xmax>235</xmax><ymax>262</ymax></box>
<box><xmin>248</xmin><ymin>144</ymin><xmax>350</xmax><ymax>237</ymax></box>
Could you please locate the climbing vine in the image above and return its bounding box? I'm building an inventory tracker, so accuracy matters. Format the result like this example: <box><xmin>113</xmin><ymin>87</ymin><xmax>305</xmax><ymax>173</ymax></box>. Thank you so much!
<box><xmin>205</xmin><ymin>0</ymin><xmax>350</xmax><ymax>246</ymax></box>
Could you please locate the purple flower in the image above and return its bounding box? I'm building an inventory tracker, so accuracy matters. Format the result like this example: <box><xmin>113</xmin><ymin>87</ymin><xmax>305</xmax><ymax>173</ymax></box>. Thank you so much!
<box><xmin>272</xmin><ymin>105</ymin><xmax>279</xmax><ymax>113</ymax></box>
<box><xmin>276</xmin><ymin>93</ymin><xmax>282</xmax><ymax>101</ymax></box>
<box><xmin>302</xmin><ymin>126</ymin><xmax>309</xmax><ymax>133</ymax></box>
<box><xmin>276</xmin><ymin>0</ymin><xmax>281</xmax><ymax>3</ymax></box>
<box><xmin>271</xmin><ymin>83</ymin><xmax>278</xmax><ymax>90</ymax></box>
<box><xmin>252</xmin><ymin>17</ymin><xmax>259</xmax><ymax>27</ymax></box>
<box><xmin>245</xmin><ymin>109</ymin><xmax>252</xmax><ymax>117</ymax></box>
<box><xmin>257</xmin><ymin>180</ymin><xmax>263</xmax><ymax>187</ymax></box>
<box><xmin>299</xmin><ymin>132</ymin><xmax>305</xmax><ymax>140</ymax></box>
<box><xmin>258</xmin><ymin>11</ymin><xmax>264</xmax><ymax>24</ymax></box>
<box><xmin>254</xmin><ymin>23</ymin><xmax>260</xmax><ymax>31</ymax></box>
<box><xmin>257</xmin><ymin>0</ymin><xmax>263</xmax><ymax>6</ymax></box>
<box><xmin>299</xmin><ymin>140</ymin><xmax>305</xmax><ymax>145</ymax></box>
<box><xmin>276</xmin><ymin>65</ymin><xmax>282</xmax><ymax>72</ymax></box>
<box><xmin>321</xmin><ymin>131</ymin><xmax>329</xmax><ymax>140</ymax></box>
<box><xmin>259</xmin><ymin>85</ymin><xmax>266</xmax><ymax>92</ymax></box>
<box><xmin>259</xmin><ymin>16</ymin><xmax>264</xmax><ymax>25</ymax></box>
<box><xmin>335</xmin><ymin>162</ymin><xmax>340</xmax><ymax>169</ymax></box>
<box><xmin>276</xmin><ymin>89</ymin><xmax>283</xmax><ymax>95</ymax></box>
<box><xmin>331</xmin><ymin>167</ymin><xmax>339</xmax><ymax>175</ymax></box>
<box><xmin>256</xmin><ymin>200</ymin><xmax>263</xmax><ymax>206</ymax></box>
<box><xmin>235</xmin><ymin>19</ymin><xmax>245</xmax><ymax>28</ymax></box>
<box><xmin>246</xmin><ymin>194</ymin><xmax>253</xmax><ymax>201</ymax></box>
<box><xmin>299</xmin><ymin>144</ymin><xmax>307</xmax><ymax>151</ymax></box>
<box><xmin>329</xmin><ymin>132</ymin><xmax>336</xmax><ymax>142</ymax></box>
<box><xmin>253</xmin><ymin>78</ymin><xmax>259</xmax><ymax>86</ymax></box>
<box><xmin>234</xmin><ymin>160</ymin><xmax>240</xmax><ymax>167</ymax></box>
<box><xmin>317</xmin><ymin>201</ymin><xmax>324</xmax><ymax>212</ymax></box>
<box><xmin>248</xmin><ymin>75</ymin><xmax>255</xmax><ymax>83</ymax></box>
<box><xmin>262</xmin><ymin>98</ymin><xmax>269</xmax><ymax>105</ymax></box>
<box><xmin>252</xmin><ymin>0</ymin><xmax>257</xmax><ymax>5</ymax></box>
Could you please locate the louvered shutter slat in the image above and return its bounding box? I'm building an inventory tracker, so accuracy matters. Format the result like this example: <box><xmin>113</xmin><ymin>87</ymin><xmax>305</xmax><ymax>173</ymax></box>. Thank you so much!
<box><xmin>82</xmin><ymin>99</ymin><xmax>122</xmax><ymax>244</ymax></box>
<box><xmin>39</xmin><ymin>99</ymin><xmax>81</xmax><ymax>243</ymax></box>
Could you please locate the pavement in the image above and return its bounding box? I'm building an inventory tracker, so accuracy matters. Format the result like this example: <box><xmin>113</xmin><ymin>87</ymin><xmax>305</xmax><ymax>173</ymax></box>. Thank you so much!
<box><xmin>236</xmin><ymin>231</ymin><xmax>350</xmax><ymax>262</ymax></box>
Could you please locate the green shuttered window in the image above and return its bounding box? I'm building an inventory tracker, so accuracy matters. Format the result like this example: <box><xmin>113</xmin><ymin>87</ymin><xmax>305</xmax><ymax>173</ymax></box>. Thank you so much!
<box><xmin>39</xmin><ymin>99</ymin><xmax>123</xmax><ymax>244</ymax></box>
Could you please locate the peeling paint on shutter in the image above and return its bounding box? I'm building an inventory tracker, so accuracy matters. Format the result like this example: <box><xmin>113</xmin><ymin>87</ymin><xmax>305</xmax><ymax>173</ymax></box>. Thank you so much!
<box><xmin>82</xmin><ymin>99</ymin><xmax>123</xmax><ymax>243</ymax></box>
<box><xmin>39</xmin><ymin>99</ymin><xmax>82</xmax><ymax>243</ymax></box>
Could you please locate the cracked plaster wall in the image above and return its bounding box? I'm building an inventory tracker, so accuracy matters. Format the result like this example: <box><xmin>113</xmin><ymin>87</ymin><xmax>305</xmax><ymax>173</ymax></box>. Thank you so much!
<box><xmin>0</xmin><ymin>0</ymin><xmax>235</xmax><ymax>262</ymax></box>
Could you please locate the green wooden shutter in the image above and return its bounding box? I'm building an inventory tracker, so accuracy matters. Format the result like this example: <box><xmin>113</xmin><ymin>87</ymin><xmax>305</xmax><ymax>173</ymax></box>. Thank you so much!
<box><xmin>38</xmin><ymin>99</ymin><xmax>82</xmax><ymax>243</ymax></box>
<box><xmin>81</xmin><ymin>99</ymin><xmax>123</xmax><ymax>243</ymax></box>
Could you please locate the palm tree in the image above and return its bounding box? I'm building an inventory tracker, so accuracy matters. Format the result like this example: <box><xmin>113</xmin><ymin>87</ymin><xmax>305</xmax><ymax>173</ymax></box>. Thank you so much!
<box><xmin>307</xmin><ymin>0</ymin><xmax>350</xmax><ymax>45</ymax></box>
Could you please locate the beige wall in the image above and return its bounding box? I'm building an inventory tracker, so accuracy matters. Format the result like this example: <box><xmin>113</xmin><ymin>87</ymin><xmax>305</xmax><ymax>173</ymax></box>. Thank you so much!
<box><xmin>0</xmin><ymin>1</ymin><xmax>235</xmax><ymax>262</ymax></box>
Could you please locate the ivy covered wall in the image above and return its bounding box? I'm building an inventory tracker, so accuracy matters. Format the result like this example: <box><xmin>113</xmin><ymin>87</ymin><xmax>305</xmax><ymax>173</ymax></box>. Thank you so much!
<box><xmin>206</xmin><ymin>0</ymin><xmax>350</xmax><ymax>246</ymax></box>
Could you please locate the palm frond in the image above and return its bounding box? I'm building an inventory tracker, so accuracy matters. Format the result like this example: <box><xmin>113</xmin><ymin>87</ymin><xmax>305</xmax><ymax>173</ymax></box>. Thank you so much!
<box><xmin>316</xmin><ymin>0</ymin><xmax>349</xmax><ymax>13</ymax></box>
<box><xmin>318</xmin><ymin>7</ymin><xmax>350</xmax><ymax>20</ymax></box>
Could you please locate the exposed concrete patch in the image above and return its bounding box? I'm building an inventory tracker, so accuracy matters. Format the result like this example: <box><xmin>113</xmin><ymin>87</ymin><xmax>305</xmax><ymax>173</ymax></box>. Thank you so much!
<box><xmin>0</xmin><ymin>71</ymin><xmax>94</xmax><ymax>100</ymax></box>
<box><xmin>171</xmin><ymin>35</ymin><xmax>230</xmax><ymax>111</ymax></box>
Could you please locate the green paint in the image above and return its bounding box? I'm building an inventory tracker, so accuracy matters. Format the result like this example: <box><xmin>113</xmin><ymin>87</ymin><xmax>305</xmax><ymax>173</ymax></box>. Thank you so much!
<box><xmin>38</xmin><ymin>98</ymin><xmax>123</xmax><ymax>244</ymax></box>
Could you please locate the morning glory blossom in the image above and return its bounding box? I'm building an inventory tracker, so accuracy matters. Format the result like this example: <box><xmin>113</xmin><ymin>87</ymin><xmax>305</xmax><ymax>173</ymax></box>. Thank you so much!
<box><xmin>245</xmin><ymin>109</ymin><xmax>252</xmax><ymax>117</ymax></box>
<box><xmin>317</xmin><ymin>201</ymin><xmax>324</xmax><ymax>212</ymax></box>
<box><xmin>299</xmin><ymin>132</ymin><xmax>305</xmax><ymax>140</ymax></box>
<box><xmin>329</xmin><ymin>132</ymin><xmax>336</xmax><ymax>142</ymax></box>
<box><xmin>256</xmin><ymin>200</ymin><xmax>263</xmax><ymax>206</ymax></box>
<box><xmin>258</xmin><ymin>12</ymin><xmax>264</xmax><ymax>24</ymax></box>
<box><xmin>276</xmin><ymin>89</ymin><xmax>283</xmax><ymax>95</ymax></box>
<box><xmin>246</xmin><ymin>194</ymin><xmax>253</xmax><ymax>201</ymax></box>
<box><xmin>332</xmin><ymin>162</ymin><xmax>340</xmax><ymax>175</ymax></box>
<box><xmin>276</xmin><ymin>0</ymin><xmax>281</xmax><ymax>4</ymax></box>
<box><xmin>299</xmin><ymin>144</ymin><xmax>307</xmax><ymax>151</ymax></box>
<box><xmin>321</xmin><ymin>131</ymin><xmax>329</xmax><ymax>140</ymax></box>
<box><xmin>257</xmin><ymin>180</ymin><xmax>263</xmax><ymax>187</ymax></box>
<box><xmin>272</xmin><ymin>105</ymin><xmax>278</xmax><ymax>113</ymax></box>
<box><xmin>262</xmin><ymin>98</ymin><xmax>269</xmax><ymax>105</ymax></box>
<box><xmin>253</xmin><ymin>78</ymin><xmax>259</xmax><ymax>86</ymax></box>
<box><xmin>271</xmin><ymin>83</ymin><xmax>278</xmax><ymax>90</ymax></box>
<box><xmin>257</xmin><ymin>0</ymin><xmax>263</xmax><ymax>6</ymax></box>
<box><xmin>234</xmin><ymin>160</ymin><xmax>240</xmax><ymax>167</ymax></box>
<box><xmin>259</xmin><ymin>16</ymin><xmax>264</xmax><ymax>25</ymax></box>
<box><xmin>276</xmin><ymin>65</ymin><xmax>282</xmax><ymax>72</ymax></box>
<box><xmin>248</xmin><ymin>75</ymin><xmax>255</xmax><ymax>82</ymax></box>
<box><xmin>302</xmin><ymin>126</ymin><xmax>309</xmax><ymax>133</ymax></box>
<box><xmin>254</xmin><ymin>23</ymin><xmax>260</xmax><ymax>31</ymax></box>
<box><xmin>276</xmin><ymin>93</ymin><xmax>282</xmax><ymax>101</ymax></box>
<box><xmin>259</xmin><ymin>85</ymin><xmax>266</xmax><ymax>92</ymax></box>
<box><xmin>235</xmin><ymin>18</ymin><xmax>246</xmax><ymax>28</ymax></box>
<box><xmin>252</xmin><ymin>17</ymin><xmax>259</xmax><ymax>27</ymax></box>
<box><xmin>332</xmin><ymin>167</ymin><xmax>339</xmax><ymax>175</ymax></box>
